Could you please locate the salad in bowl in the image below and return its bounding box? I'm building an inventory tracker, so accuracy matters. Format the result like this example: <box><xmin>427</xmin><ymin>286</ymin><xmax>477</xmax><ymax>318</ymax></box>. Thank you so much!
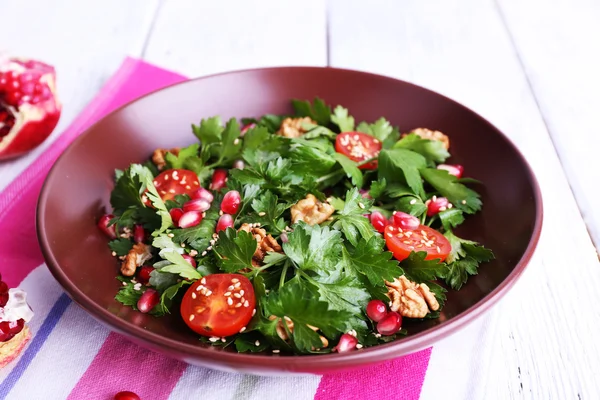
<box><xmin>98</xmin><ymin>98</ymin><xmax>494</xmax><ymax>355</ymax></box>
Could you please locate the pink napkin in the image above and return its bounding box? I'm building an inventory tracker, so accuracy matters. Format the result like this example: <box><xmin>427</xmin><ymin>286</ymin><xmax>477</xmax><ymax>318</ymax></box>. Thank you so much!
<box><xmin>0</xmin><ymin>57</ymin><xmax>431</xmax><ymax>400</ymax></box>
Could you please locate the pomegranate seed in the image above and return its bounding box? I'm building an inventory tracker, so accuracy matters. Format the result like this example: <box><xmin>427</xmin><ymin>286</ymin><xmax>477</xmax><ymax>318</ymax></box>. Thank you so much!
<box><xmin>114</xmin><ymin>391</ymin><xmax>141</xmax><ymax>400</ymax></box>
<box><xmin>216</xmin><ymin>213</ymin><xmax>234</xmax><ymax>232</ymax></box>
<box><xmin>137</xmin><ymin>266</ymin><xmax>154</xmax><ymax>285</ymax></box>
<box><xmin>426</xmin><ymin>196</ymin><xmax>451</xmax><ymax>217</ymax></box>
<box><xmin>366</xmin><ymin>299</ymin><xmax>388</xmax><ymax>322</ymax></box>
<box><xmin>191</xmin><ymin>187</ymin><xmax>214</xmax><ymax>203</ymax></box>
<box><xmin>233</xmin><ymin>160</ymin><xmax>245</xmax><ymax>170</ymax></box>
<box><xmin>169</xmin><ymin>208</ymin><xmax>184</xmax><ymax>225</ymax></box>
<box><xmin>178</xmin><ymin>211</ymin><xmax>203</xmax><ymax>228</ymax></box>
<box><xmin>137</xmin><ymin>289</ymin><xmax>159</xmax><ymax>313</ymax></box>
<box><xmin>437</xmin><ymin>164</ymin><xmax>464</xmax><ymax>178</ymax></box>
<box><xmin>210</xmin><ymin>169</ymin><xmax>228</xmax><ymax>191</ymax></box>
<box><xmin>182</xmin><ymin>254</ymin><xmax>197</xmax><ymax>268</ymax></box>
<box><xmin>377</xmin><ymin>311</ymin><xmax>402</xmax><ymax>336</ymax></box>
<box><xmin>221</xmin><ymin>190</ymin><xmax>241</xmax><ymax>214</ymax></box>
<box><xmin>133</xmin><ymin>224</ymin><xmax>146</xmax><ymax>243</ymax></box>
<box><xmin>335</xmin><ymin>333</ymin><xmax>359</xmax><ymax>353</ymax></box>
<box><xmin>392</xmin><ymin>211</ymin><xmax>420</xmax><ymax>230</ymax></box>
<box><xmin>183</xmin><ymin>198</ymin><xmax>211</xmax><ymax>213</ymax></box>
<box><xmin>97</xmin><ymin>214</ymin><xmax>117</xmax><ymax>239</ymax></box>
<box><xmin>0</xmin><ymin>319</ymin><xmax>24</xmax><ymax>342</ymax></box>
<box><xmin>240</xmin><ymin>123</ymin><xmax>256</xmax><ymax>136</ymax></box>
<box><xmin>370</xmin><ymin>211</ymin><xmax>388</xmax><ymax>233</ymax></box>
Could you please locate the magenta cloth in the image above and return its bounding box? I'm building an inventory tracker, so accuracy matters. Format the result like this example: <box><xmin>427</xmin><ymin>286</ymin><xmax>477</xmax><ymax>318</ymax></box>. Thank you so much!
<box><xmin>0</xmin><ymin>57</ymin><xmax>432</xmax><ymax>399</ymax></box>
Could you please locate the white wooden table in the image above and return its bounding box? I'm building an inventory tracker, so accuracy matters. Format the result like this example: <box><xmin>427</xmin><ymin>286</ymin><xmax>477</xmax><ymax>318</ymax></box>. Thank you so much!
<box><xmin>2</xmin><ymin>0</ymin><xmax>599</xmax><ymax>398</ymax></box>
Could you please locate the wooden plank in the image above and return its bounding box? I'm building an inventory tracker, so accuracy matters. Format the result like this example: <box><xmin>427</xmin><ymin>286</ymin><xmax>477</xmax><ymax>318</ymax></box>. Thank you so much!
<box><xmin>495</xmin><ymin>0</ymin><xmax>600</xmax><ymax>250</ymax></box>
<box><xmin>142</xmin><ymin>0</ymin><xmax>327</xmax><ymax>77</ymax></box>
<box><xmin>328</xmin><ymin>0</ymin><xmax>600</xmax><ymax>397</ymax></box>
<box><xmin>0</xmin><ymin>0</ymin><xmax>160</xmax><ymax>191</ymax></box>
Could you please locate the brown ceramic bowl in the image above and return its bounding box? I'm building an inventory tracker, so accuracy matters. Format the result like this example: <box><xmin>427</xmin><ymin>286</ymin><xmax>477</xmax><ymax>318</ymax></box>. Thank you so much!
<box><xmin>37</xmin><ymin>67</ymin><xmax>542</xmax><ymax>375</ymax></box>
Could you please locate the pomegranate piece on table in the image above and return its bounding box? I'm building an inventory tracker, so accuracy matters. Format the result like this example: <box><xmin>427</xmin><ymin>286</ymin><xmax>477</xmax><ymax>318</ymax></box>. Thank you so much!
<box><xmin>0</xmin><ymin>57</ymin><xmax>61</xmax><ymax>160</ymax></box>
<box><xmin>0</xmin><ymin>277</ymin><xmax>34</xmax><ymax>368</ymax></box>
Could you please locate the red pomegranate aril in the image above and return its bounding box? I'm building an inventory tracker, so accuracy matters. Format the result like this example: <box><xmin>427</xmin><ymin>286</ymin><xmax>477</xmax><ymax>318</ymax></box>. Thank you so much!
<box><xmin>221</xmin><ymin>190</ymin><xmax>241</xmax><ymax>214</ymax></box>
<box><xmin>335</xmin><ymin>333</ymin><xmax>359</xmax><ymax>353</ymax></box>
<box><xmin>0</xmin><ymin>293</ymin><xmax>7</xmax><ymax>308</ymax></box>
<box><xmin>97</xmin><ymin>214</ymin><xmax>116</xmax><ymax>239</ymax></box>
<box><xmin>210</xmin><ymin>169</ymin><xmax>228</xmax><ymax>191</ymax></box>
<box><xmin>182</xmin><ymin>254</ymin><xmax>197</xmax><ymax>268</ymax></box>
<box><xmin>137</xmin><ymin>266</ymin><xmax>154</xmax><ymax>285</ymax></box>
<box><xmin>216</xmin><ymin>213</ymin><xmax>234</xmax><ymax>233</ymax></box>
<box><xmin>178</xmin><ymin>211</ymin><xmax>203</xmax><ymax>229</ymax></box>
<box><xmin>183</xmin><ymin>198</ymin><xmax>211</xmax><ymax>213</ymax></box>
<box><xmin>366</xmin><ymin>299</ymin><xmax>388</xmax><ymax>322</ymax></box>
<box><xmin>169</xmin><ymin>208</ymin><xmax>184</xmax><ymax>225</ymax></box>
<box><xmin>370</xmin><ymin>211</ymin><xmax>388</xmax><ymax>233</ymax></box>
<box><xmin>137</xmin><ymin>289</ymin><xmax>159</xmax><ymax>313</ymax></box>
<box><xmin>133</xmin><ymin>224</ymin><xmax>146</xmax><ymax>243</ymax></box>
<box><xmin>437</xmin><ymin>164</ymin><xmax>464</xmax><ymax>178</ymax></box>
<box><xmin>392</xmin><ymin>211</ymin><xmax>420</xmax><ymax>230</ymax></box>
<box><xmin>114</xmin><ymin>391</ymin><xmax>141</xmax><ymax>400</ymax></box>
<box><xmin>377</xmin><ymin>311</ymin><xmax>402</xmax><ymax>336</ymax></box>
<box><xmin>191</xmin><ymin>187</ymin><xmax>214</xmax><ymax>203</ymax></box>
<box><xmin>426</xmin><ymin>196</ymin><xmax>451</xmax><ymax>217</ymax></box>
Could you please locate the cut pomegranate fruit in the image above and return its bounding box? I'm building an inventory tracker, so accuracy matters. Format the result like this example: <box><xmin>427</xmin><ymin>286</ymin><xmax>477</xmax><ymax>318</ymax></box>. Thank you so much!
<box><xmin>425</xmin><ymin>196</ymin><xmax>451</xmax><ymax>217</ymax></box>
<box><xmin>97</xmin><ymin>214</ymin><xmax>117</xmax><ymax>239</ymax></box>
<box><xmin>366</xmin><ymin>299</ymin><xmax>388</xmax><ymax>322</ymax></box>
<box><xmin>437</xmin><ymin>164</ymin><xmax>464</xmax><ymax>178</ymax></box>
<box><xmin>0</xmin><ymin>319</ymin><xmax>25</xmax><ymax>342</ymax></box>
<box><xmin>137</xmin><ymin>289</ymin><xmax>159</xmax><ymax>313</ymax></box>
<box><xmin>137</xmin><ymin>266</ymin><xmax>154</xmax><ymax>285</ymax></box>
<box><xmin>0</xmin><ymin>57</ymin><xmax>62</xmax><ymax>160</ymax></box>
<box><xmin>335</xmin><ymin>333</ymin><xmax>359</xmax><ymax>353</ymax></box>
<box><xmin>114</xmin><ymin>391</ymin><xmax>141</xmax><ymax>400</ymax></box>
<box><xmin>133</xmin><ymin>224</ymin><xmax>146</xmax><ymax>243</ymax></box>
<box><xmin>369</xmin><ymin>211</ymin><xmax>388</xmax><ymax>233</ymax></box>
<box><xmin>183</xmin><ymin>198</ymin><xmax>211</xmax><ymax>213</ymax></box>
<box><xmin>216</xmin><ymin>213</ymin><xmax>233</xmax><ymax>232</ymax></box>
<box><xmin>191</xmin><ymin>187</ymin><xmax>214</xmax><ymax>203</ymax></box>
<box><xmin>178</xmin><ymin>211</ymin><xmax>203</xmax><ymax>228</ymax></box>
<box><xmin>377</xmin><ymin>311</ymin><xmax>402</xmax><ymax>336</ymax></box>
<box><xmin>169</xmin><ymin>208</ymin><xmax>184</xmax><ymax>225</ymax></box>
<box><xmin>392</xmin><ymin>211</ymin><xmax>420</xmax><ymax>230</ymax></box>
<box><xmin>210</xmin><ymin>169</ymin><xmax>228</xmax><ymax>191</ymax></box>
<box><xmin>221</xmin><ymin>190</ymin><xmax>241</xmax><ymax>214</ymax></box>
<box><xmin>181</xmin><ymin>254</ymin><xmax>197</xmax><ymax>268</ymax></box>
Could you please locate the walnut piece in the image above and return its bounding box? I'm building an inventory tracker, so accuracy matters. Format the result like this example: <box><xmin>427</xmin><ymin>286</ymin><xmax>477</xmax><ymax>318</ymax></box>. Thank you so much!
<box><xmin>268</xmin><ymin>315</ymin><xmax>329</xmax><ymax>349</ymax></box>
<box><xmin>290</xmin><ymin>194</ymin><xmax>335</xmax><ymax>225</ymax></box>
<box><xmin>120</xmin><ymin>243</ymin><xmax>152</xmax><ymax>277</ymax></box>
<box><xmin>151</xmin><ymin>147</ymin><xmax>180</xmax><ymax>171</ymax></box>
<box><xmin>406</xmin><ymin>128</ymin><xmax>450</xmax><ymax>150</ymax></box>
<box><xmin>276</xmin><ymin>117</ymin><xmax>317</xmax><ymax>138</ymax></box>
<box><xmin>386</xmin><ymin>276</ymin><xmax>440</xmax><ymax>319</ymax></box>
<box><xmin>238</xmin><ymin>223</ymin><xmax>282</xmax><ymax>266</ymax></box>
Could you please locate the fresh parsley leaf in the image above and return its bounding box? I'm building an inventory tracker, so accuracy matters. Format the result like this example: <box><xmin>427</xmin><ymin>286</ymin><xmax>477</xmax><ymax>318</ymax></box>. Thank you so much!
<box><xmin>369</xmin><ymin>178</ymin><xmax>387</xmax><ymax>199</ymax></box>
<box><xmin>110</xmin><ymin>164</ymin><xmax>153</xmax><ymax>215</ymax></box>
<box><xmin>158</xmin><ymin>248</ymin><xmax>202</xmax><ymax>280</ymax></box>
<box><xmin>394</xmin><ymin>133</ymin><xmax>450</xmax><ymax>165</ymax></box>
<box><xmin>152</xmin><ymin>280</ymin><xmax>192</xmax><ymax>316</ymax></box>
<box><xmin>115</xmin><ymin>277</ymin><xmax>143</xmax><ymax>309</ymax></box>
<box><xmin>234</xmin><ymin>333</ymin><xmax>270</xmax><ymax>353</ymax></box>
<box><xmin>164</xmin><ymin>143</ymin><xmax>201</xmax><ymax>169</ymax></box>
<box><xmin>395</xmin><ymin>195</ymin><xmax>427</xmax><ymax>218</ymax></box>
<box><xmin>442</xmin><ymin>230</ymin><xmax>495</xmax><ymax>289</ymax></box>
<box><xmin>301</xmin><ymin>124</ymin><xmax>337</xmax><ymax>140</ymax></box>
<box><xmin>192</xmin><ymin>116</ymin><xmax>222</xmax><ymax>145</ymax></box>
<box><xmin>213</xmin><ymin>228</ymin><xmax>257</xmax><ymax>272</ymax></box>
<box><xmin>332</xmin><ymin>153</ymin><xmax>363</xmax><ymax>188</ymax></box>
<box><xmin>333</xmin><ymin>188</ymin><xmax>375</xmax><ymax>246</ymax></box>
<box><xmin>291</xmin><ymin>97</ymin><xmax>331</xmax><ymax>126</ymax></box>
<box><xmin>331</xmin><ymin>105</ymin><xmax>355</xmax><ymax>132</ymax></box>
<box><xmin>438</xmin><ymin>208</ymin><xmax>465</xmax><ymax>230</ymax></box>
<box><xmin>250</xmin><ymin>190</ymin><xmax>290</xmax><ymax>233</ymax></box>
<box><xmin>420</xmin><ymin>168</ymin><xmax>482</xmax><ymax>214</ymax></box>
<box><xmin>143</xmin><ymin>174</ymin><xmax>173</xmax><ymax>236</ymax></box>
<box><xmin>149</xmin><ymin>267</ymin><xmax>180</xmax><ymax>291</ymax></box>
<box><xmin>342</xmin><ymin>236</ymin><xmax>403</xmax><ymax>287</ymax></box>
<box><xmin>400</xmin><ymin>251</ymin><xmax>448</xmax><ymax>283</ymax></box>
<box><xmin>108</xmin><ymin>238</ymin><xmax>133</xmax><ymax>256</ymax></box>
<box><xmin>378</xmin><ymin>149</ymin><xmax>427</xmax><ymax>197</ymax></box>
<box><xmin>242</xmin><ymin>126</ymin><xmax>270</xmax><ymax>151</ymax></box>
<box><xmin>171</xmin><ymin>214</ymin><xmax>218</xmax><ymax>252</ymax></box>
<box><xmin>357</xmin><ymin>118</ymin><xmax>399</xmax><ymax>145</ymax></box>
<box><xmin>289</xmin><ymin>139</ymin><xmax>336</xmax><ymax>176</ymax></box>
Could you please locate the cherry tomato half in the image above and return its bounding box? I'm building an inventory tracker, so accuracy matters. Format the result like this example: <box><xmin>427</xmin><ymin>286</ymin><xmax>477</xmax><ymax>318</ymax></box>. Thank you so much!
<box><xmin>384</xmin><ymin>224</ymin><xmax>451</xmax><ymax>262</ymax></box>
<box><xmin>181</xmin><ymin>274</ymin><xmax>256</xmax><ymax>338</ymax></box>
<box><xmin>335</xmin><ymin>132</ymin><xmax>382</xmax><ymax>170</ymax></box>
<box><xmin>151</xmin><ymin>169</ymin><xmax>200</xmax><ymax>202</ymax></box>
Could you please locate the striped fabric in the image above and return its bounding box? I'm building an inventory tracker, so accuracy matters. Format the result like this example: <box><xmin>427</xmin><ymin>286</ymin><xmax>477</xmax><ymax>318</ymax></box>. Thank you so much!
<box><xmin>0</xmin><ymin>58</ymin><xmax>432</xmax><ymax>400</ymax></box>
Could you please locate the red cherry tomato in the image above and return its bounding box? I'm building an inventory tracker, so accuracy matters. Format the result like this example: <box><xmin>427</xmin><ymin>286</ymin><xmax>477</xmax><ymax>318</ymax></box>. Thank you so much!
<box><xmin>181</xmin><ymin>274</ymin><xmax>256</xmax><ymax>337</ymax></box>
<box><xmin>384</xmin><ymin>224</ymin><xmax>451</xmax><ymax>262</ymax></box>
<box><xmin>151</xmin><ymin>169</ymin><xmax>200</xmax><ymax>203</ymax></box>
<box><xmin>335</xmin><ymin>132</ymin><xmax>382</xmax><ymax>169</ymax></box>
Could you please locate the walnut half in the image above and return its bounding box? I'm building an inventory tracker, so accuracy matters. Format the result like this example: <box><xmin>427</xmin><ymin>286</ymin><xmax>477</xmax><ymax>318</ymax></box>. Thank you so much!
<box><xmin>276</xmin><ymin>117</ymin><xmax>316</xmax><ymax>138</ymax></box>
<box><xmin>238</xmin><ymin>223</ymin><xmax>282</xmax><ymax>266</ymax></box>
<box><xmin>290</xmin><ymin>194</ymin><xmax>335</xmax><ymax>226</ymax></box>
<box><xmin>405</xmin><ymin>128</ymin><xmax>450</xmax><ymax>150</ymax></box>
<box><xmin>386</xmin><ymin>276</ymin><xmax>440</xmax><ymax>319</ymax></box>
<box><xmin>120</xmin><ymin>243</ymin><xmax>152</xmax><ymax>277</ymax></box>
<box><xmin>151</xmin><ymin>147</ymin><xmax>180</xmax><ymax>171</ymax></box>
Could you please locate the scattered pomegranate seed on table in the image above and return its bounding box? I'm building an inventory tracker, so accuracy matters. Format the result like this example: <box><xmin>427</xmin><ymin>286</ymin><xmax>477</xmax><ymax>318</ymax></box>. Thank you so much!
<box><xmin>221</xmin><ymin>190</ymin><xmax>241</xmax><ymax>214</ymax></box>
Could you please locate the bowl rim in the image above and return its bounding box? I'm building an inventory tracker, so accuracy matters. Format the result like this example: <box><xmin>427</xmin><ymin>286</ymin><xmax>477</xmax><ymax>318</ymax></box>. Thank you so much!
<box><xmin>36</xmin><ymin>65</ymin><xmax>544</xmax><ymax>371</ymax></box>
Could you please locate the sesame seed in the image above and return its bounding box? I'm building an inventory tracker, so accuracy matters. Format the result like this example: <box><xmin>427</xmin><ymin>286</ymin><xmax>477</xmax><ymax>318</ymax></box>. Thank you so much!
<box><xmin>403</xmin><ymin>240</ymin><xmax>411</xmax><ymax>244</ymax></box>
<box><xmin>181</xmin><ymin>243</ymin><xmax>186</xmax><ymax>247</ymax></box>
<box><xmin>201</xmin><ymin>251</ymin><xmax>207</xmax><ymax>256</ymax></box>
<box><xmin>255</xmin><ymin>340</ymin><xmax>260</xmax><ymax>346</ymax></box>
<box><xmin>205</xmin><ymin>290</ymin><xmax>212</xmax><ymax>296</ymax></box>
<box><xmin>201</xmin><ymin>277</ymin><xmax>206</xmax><ymax>284</ymax></box>
<box><xmin>432</xmin><ymin>195</ymin><xmax>437</xmax><ymax>201</ymax></box>
<box><xmin>153</xmin><ymin>180</ymin><xmax>158</xmax><ymax>186</ymax></box>
<box><xmin>240</xmin><ymin>297</ymin><xmax>246</xmax><ymax>304</ymax></box>
<box><xmin>206</xmin><ymin>246</ymin><xmax>212</xmax><ymax>251</ymax></box>
<box><xmin>272</xmin><ymin>350</ymin><xmax>280</xmax><ymax>354</ymax></box>
<box><xmin>228</xmin><ymin>285</ymin><xmax>234</xmax><ymax>291</ymax></box>
<box><xmin>375</xmin><ymin>333</ymin><xmax>381</xmax><ymax>338</ymax></box>
<box><xmin>420</xmin><ymin>230</ymin><xmax>427</xmax><ymax>236</ymax></box>
<box><xmin>196</xmin><ymin>285</ymin><xmax>204</xmax><ymax>292</ymax></box>
<box><xmin>234</xmin><ymin>293</ymin><xmax>242</xmax><ymax>298</ymax></box>
<box><xmin>185</xmin><ymin>185</ymin><xmax>191</xmax><ymax>190</ymax></box>
<box><xmin>189</xmin><ymin>250</ymin><xmax>198</xmax><ymax>256</ymax></box>
<box><xmin>252</xmin><ymin>308</ymin><xmax>256</xmax><ymax>316</ymax></box>
<box><xmin>389</xmin><ymin>226</ymin><xmax>395</xmax><ymax>232</ymax></box>
<box><xmin>219</xmin><ymin>210</ymin><xmax>223</xmax><ymax>216</ymax></box>
<box><xmin>169</xmin><ymin>189</ymin><xmax>176</xmax><ymax>193</ymax></box>
<box><xmin>386</xmin><ymin>233</ymin><xmax>393</xmax><ymax>238</ymax></box>
<box><xmin>409</xmin><ymin>245</ymin><xmax>415</xmax><ymax>249</ymax></box>
<box><xmin>209</xmin><ymin>337</ymin><xmax>219</xmax><ymax>342</ymax></box>
<box><xmin>168</xmin><ymin>233</ymin><xmax>174</xmax><ymax>238</ymax></box>
<box><xmin>234</xmin><ymin>138</ymin><xmax>240</xmax><ymax>145</ymax></box>
<box><xmin>405</xmin><ymin>231</ymin><xmax>413</xmax><ymax>237</ymax></box>
<box><xmin>388</xmin><ymin>301</ymin><xmax>393</xmax><ymax>307</ymax></box>
<box><xmin>202</xmin><ymin>212</ymin><xmax>206</xmax><ymax>217</ymax></box>
<box><xmin>235</xmin><ymin>303</ymin><xmax>242</xmax><ymax>308</ymax></box>
<box><xmin>356</xmin><ymin>344</ymin><xmax>363</xmax><ymax>349</ymax></box>
<box><xmin>227</xmin><ymin>297</ymin><xmax>233</xmax><ymax>306</ymax></box>
<box><xmin>221</xmin><ymin>337</ymin><xmax>226</xmax><ymax>342</ymax></box>
<box><xmin>358</xmin><ymin>202</ymin><xmax>365</xmax><ymax>209</ymax></box>
<box><xmin>194</xmin><ymin>181</ymin><xmax>199</xmax><ymax>186</ymax></box>
<box><xmin>462</xmin><ymin>200</ymin><xmax>467</xmax><ymax>204</ymax></box>
<box><xmin>111</xmin><ymin>251</ymin><xmax>117</xmax><ymax>256</ymax></box>
<box><xmin>353</xmin><ymin>135</ymin><xmax>359</xmax><ymax>141</ymax></box>
<box><xmin>232</xmin><ymin>278</ymin><xmax>239</xmax><ymax>283</ymax></box>
<box><xmin>160</xmin><ymin>190</ymin><xmax>166</xmax><ymax>195</ymax></box>
<box><xmin>239</xmin><ymin>327</ymin><xmax>246</xmax><ymax>333</ymax></box>
<box><xmin>437</xmin><ymin>246</ymin><xmax>441</xmax><ymax>253</ymax></box>
<box><xmin>239</xmin><ymin>290</ymin><xmax>245</xmax><ymax>296</ymax></box>
<box><xmin>122</xmin><ymin>282</ymin><xmax>127</xmax><ymax>286</ymax></box>
<box><xmin>410</xmin><ymin>199</ymin><xmax>417</xmax><ymax>205</ymax></box>
<box><xmin>192</xmin><ymin>293</ymin><xmax>197</xmax><ymax>299</ymax></box>
<box><xmin>181</xmin><ymin>176</ymin><xmax>187</xmax><ymax>184</ymax></box>
<box><xmin>448</xmin><ymin>203</ymin><xmax>453</xmax><ymax>209</ymax></box>
<box><xmin>164</xmin><ymin>175</ymin><xmax>169</xmax><ymax>180</ymax></box>
<box><xmin>258</xmin><ymin>212</ymin><xmax>266</xmax><ymax>216</ymax></box>
<box><xmin>209</xmin><ymin>240</ymin><xmax>215</xmax><ymax>245</ymax></box>
<box><xmin>224</xmin><ymin>292</ymin><xmax>231</xmax><ymax>297</ymax></box>
<box><xmin>173</xmin><ymin>176</ymin><xmax>179</xmax><ymax>181</ymax></box>
<box><xmin>189</xmin><ymin>314</ymin><xmax>195</xmax><ymax>321</ymax></box>
<box><xmin>439</xmin><ymin>206</ymin><xmax>447</xmax><ymax>212</ymax></box>
<box><xmin>397</xmin><ymin>233</ymin><xmax>404</xmax><ymax>238</ymax></box>
<box><xmin>234</xmin><ymin>282</ymin><xmax>241</xmax><ymax>288</ymax></box>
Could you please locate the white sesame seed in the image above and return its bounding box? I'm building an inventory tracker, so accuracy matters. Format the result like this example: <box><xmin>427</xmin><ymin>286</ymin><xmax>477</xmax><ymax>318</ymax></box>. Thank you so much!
<box><xmin>206</xmin><ymin>246</ymin><xmax>212</xmax><ymax>251</ymax></box>
<box><xmin>180</xmin><ymin>243</ymin><xmax>186</xmax><ymax>247</ymax></box>
<box><xmin>239</xmin><ymin>327</ymin><xmax>246</xmax><ymax>333</ymax></box>
<box><xmin>258</xmin><ymin>212</ymin><xmax>266</xmax><ymax>216</ymax></box>
<box><xmin>432</xmin><ymin>195</ymin><xmax>437</xmax><ymax>201</ymax></box>
<box><xmin>233</xmin><ymin>293</ymin><xmax>242</xmax><ymax>298</ymax></box>
<box><xmin>202</xmin><ymin>212</ymin><xmax>206</xmax><ymax>218</ymax></box>
<box><xmin>448</xmin><ymin>203</ymin><xmax>453</xmax><ymax>209</ymax></box>
<box><xmin>375</xmin><ymin>333</ymin><xmax>381</xmax><ymax>338</ymax></box>
<box><xmin>252</xmin><ymin>309</ymin><xmax>256</xmax><ymax>316</ymax></box>
<box><xmin>389</xmin><ymin>301</ymin><xmax>393</xmax><ymax>307</ymax></box>
<box><xmin>358</xmin><ymin>202</ymin><xmax>365</xmax><ymax>209</ymax></box>
<box><xmin>209</xmin><ymin>337</ymin><xmax>219</xmax><ymax>342</ymax></box>
<box><xmin>205</xmin><ymin>290</ymin><xmax>212</xmax><ymax>296</ymax></box>
<box><xmin>228</xmin><ymin>285</ymin><xmax>234</xmax><ymax>291</ymax></box>
<box><xmin>189</xmin><ymin>314</ymin><xmax>195</xmax><ymax>321</ymax></box>
<box><xmin>168</xmin><ymin>233</ymin><xmax>174</xmax><ymax>238</ymax></box>
<box><xmin>189</xmin><ymin>250</ymin><xmax>198</xmax><ymax>256</ymax></box>
<box><xmin>153</xmin><ymin>180</ymin><xmax>158</xmax><ymax>186</ymax></box>
<box><xmin>235</xmin><ymin>303</ymin><xmax>242</xmax><ymax>308</ymax></box>
<box><xmin>389</xmin><ymin>226</ymin><xmax>395</xmax><ymax>232</ymax></box>
<box><xmin>462</xmin><ymin>200</ymin><xmax>467</xmax><ymax>204</ymax></box>
<box><xmin>239</xmin><ymin>290</ymin><xmax>245</xmax><ymax>296</ymax></box>
<box><xmin>221</xmin><ymin>337</ymin><xmax>227</xmax><ymax>342</ymax></box>
<box><xmin>436</xmin><ymin>246</ymin><xmax>441</xmax><ymax>253</ymax></box>
<box><xmin>420</xmin><ymin>230</ymin><xmax>427</xmax><ymax>236</ymax></box>
<box><xmin>201</xmin><ymin>251</ymin><xmax>207</xmax><ymax>256</ymax></box>
<box><xmin>201</xmin><ymin>277</ymin><xmax>206</xmax><ymax>284</ymax></box>
<box><xmin>169</xmin><ymin>189</ymin><xmax>176</xmax><ymax>193</ymax></box>
<box><xmin>255</xmin><ymin>340</ymin><xmax>260</xmax><ymax>346</ymax></box>
<box><xmin>234</xmin><ymin>282</ymin><xmax>241</xmax><ymax>288</ymax></box>
<box><xmin>227</xmin><ymin>297</ymin><xmax>233</xmax><ymax>306</ymax></box>
<box><xmin>231</xmin><ymin>278</ymin><xmax>240</xmax><ymax>283</ymax></box>
<box><xmin>405</xmin><ymin>231</ymin><xmax>413</xmax><ymax>237</ymax></box>
<box><xmin>386</xmin><ymin>233</ymin><xmax>393</xmax><ymax>238</ymax></box>
<box><xmin>196</xmin><ymin>285</ymin><xmax>204</xmax><ymax>292</ymax></box>
<box><xmin>224</xmin><ymin>292</ymin><xmax>231</xmax><ymax>297</ymax></box>
<box><xmin>192</xmin><ymin>292</ymin><xmax>197</xmax><ymax>299</ymax></box>
<box><xmin>234</xmin><ymin>138</ymin><xmax>240</xmax><ymax>145</ymax></box>
<box><xmin>410</xmin><ymin>199</ymin><xmax>417</xmax><ymax>205</ymax></box>
<box><xmin>240</xmin><ymin>297</ymin><xmax>246</xmax><ymax>304</ymax></box>
<box><xmin>122</xmin><ymin>282</ymin><xmax>127</xmax><ymax>286</ymax></box>
<box><xmin>353</xmin><ymin>135</ymin><xmax>359</xmax><ymax>141</ymax></box>
<box><xmin>439</xmin><ymin>206</ymin><xmax>447</xmax><ymax>212</ymax></box>
<box><xmin>356</xmin><ymin>344</ymin><xmax>363</xmax><ymax>349</ymax></box>
<box><xmin>111</xmin><ymin>251</ymin><xmax>117</xmax><ymax>257</ymax></box>
<box><xmin>219</xmin><ymin>210</ymin><xmax>223</xmax><ymax>216</ymax></box>
<box><xmin>185</xmin><ymin>185</ymin><xmax>191</xmax><ymax>190</ymax></box>
<box><xmin>272</xmin><ymin>350</ymin><xmax>280</xmax><ymax>354</ymax></box>
<box><xmin>194</xmin><ymin>181</ymin><xmax>199</xmax><ymax>186</ymax></box>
